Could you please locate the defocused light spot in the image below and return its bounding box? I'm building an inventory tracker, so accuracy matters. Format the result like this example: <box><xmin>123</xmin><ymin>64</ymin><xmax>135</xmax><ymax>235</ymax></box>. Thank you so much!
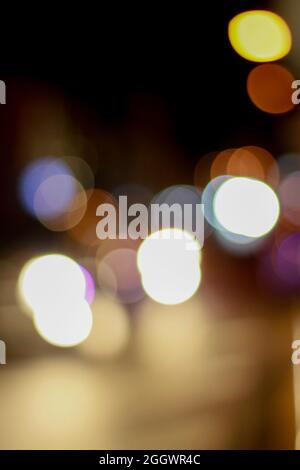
<box><xmin>228</xmin><ymin>146</ymin><xmax>279</xmax><ymax>187</ymax></box>
<box><xmin>228</xmin><ymin>10</ymin><xmax>291</xmax><ymax>62</ymax></box>
<box><xmin>18</xmin><ymin>254</ymin><xmax>86</xmax><ymax>312</ymax></box>
<box><xmin>137</xmin><ymin>228</ymin><xmax>201</xmax><ymax>305</ymax></box>
<box><xmin>247</xmin><ymin>63</ymin><xmax>295</xmax><ymax>114</ymax></box>
<box><xmin>213</xmin><ymin>177</ymin><xmax>280</xmax><ymax>238</ymax></box>
<box><xmin>37</xmin><ymin>184</ymin><xmax>88</xmax><ymax>232</ymax></box>
<box><xmin>79</xmin><ymin>294</ymin><xmax>130</xmax><ymax>359</ymax></box>
<box><xmin>207</xmin><ymin>174</ymin><xmax>271</xmax><ymax>251</ymax></box>
<box><xmin>210</xmin><ymin>149</ymin><xmax>236</xmax><ymax>181</ymax></box>
<box><xmin>211</xmin><ymin>146</ymin><xmax>279</xmax><ymax>188</ymax></box>
<box><xmin>19</xmin><ymin>155</ymin><xmax>88</xmax><ymax>231</ymax></box>
<box><xmin>137</xmin><ymin>228</ymin><xmax>201</xmax><ymax>272</ymax></box>
<box><xmin>140</xmin><ymin>272</ymin><xmax>201</xmax><ymax>306</ymax></box>
<box><xmin>19</xmin><ymin>157</ymin><xmax>73</xmax><ymax>216</ymax></box>
<box><xmin>97</xmin><ymin>248</ymin><xmax>144</xmax><ymax>304</ymax></box>
<box><xmin>33</xmin><ymin>299</ymin><xmax>93</xmax><ymax>348</ymax></box>
<box><xmin>33</xmin><ymin>174</ymin><xmax>77</xmax><ymax>219</ymax></box>
<box><xmin>151</xmin><ymin>185</ymin><xmax>204</xmax><ymax>243</ymax></box>
<box><xmin>227</xmin><ymin>147</ymin><xmax>265</xmax><ymax>180</ymax></box>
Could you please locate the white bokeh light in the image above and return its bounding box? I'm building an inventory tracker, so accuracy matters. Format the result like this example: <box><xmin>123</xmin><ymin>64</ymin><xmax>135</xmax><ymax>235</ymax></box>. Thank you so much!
<box><xmin>18</xmin><ymin>254</ymin><xmax>86</xmax><ymax>312</ymax></box>
<box><xmin>33</xmin><ymin>299</ymin><xmax>93</xmax><ymax>347</ymax></box>
<box><xmin>137</xmin><ymin>228</ymin><xmax>201</xmax><ymax>305</ymax></box>
<box><xmin>213</xmin><ymin>177</ymin><xmax>280</xmax><ymax>238</ymax></box>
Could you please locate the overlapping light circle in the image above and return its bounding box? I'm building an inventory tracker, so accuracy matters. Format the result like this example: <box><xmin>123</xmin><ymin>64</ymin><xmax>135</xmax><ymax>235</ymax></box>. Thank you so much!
<box><xmin>97</xmin><ymin>248</ymin><xmax>144</xmax><ymax>304</ymax></box>
<box><xmin>34</xmin><ymin>299</ymin><xmax>93</xmax><ymax>348</ymax></box>
<box><xmin>18</xmin><ymin>254</ymin><xmax>86</xmax><ymax>311</ymax></box>
<box><xmin>137</xmin><ymin>228</ymin><xmax>201</xmax><ymax>305</ymax></box>
<box><xmin>18</xmin><ymin>156</ymin><xmax>93</xmax><ymax>232</ymax></box>
<box><xmin>18</xmin><ymin>254</ymin><xmax>93</xmax><ymax>347</ymax></box>
<box><xmin>213</xmin><ymin>177</ymin><xmax>280</xmax><ymax>238</ymax></box>
<box><xmin>209</xmin><ymin>146</ymin><xmax>279</xmax><ymax>188</ymax></box>
<box><xmin>19</xmin><ymin>157</ymin><xmax>73</xmax><ymax>217</ymax></box>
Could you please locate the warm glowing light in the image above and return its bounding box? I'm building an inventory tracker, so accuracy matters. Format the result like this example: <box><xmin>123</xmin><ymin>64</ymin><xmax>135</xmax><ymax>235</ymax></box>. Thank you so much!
<box><xmin>18</xmin><ymin>254</ymin><xmax>86</xmax><ymax>312</ymax></box>
<box><xmin>210</xmin><ymin>149</ymin><xmax>236</xmax><ymax>181</ymax></box>
<box><xmin>227</xmin><ymin>147</ymin><xmax>264</xmax><ymax>180</ymax></box>
<box><xmin>247</xmin><ymin>64</ymin><xmax>295</xmax><ymax>114</ymax></box>
<box><xmin>137</xmin><ymin>228</ymin><xmax>201</xmax><ymax>305</ymax></box>
<box><xmin>33</xmin><ymin>299</ymin><xmax>93</xmax><ymax>347</ymax></box>
<box><xmin>228</xmin><ymin>10</ymin><xmax>292</xmax><ymax>62</ymax></box>
<box><xmin>227</xmin><ymin>146</ymin><xmax>279</xmax><ymax>187</ymax></box>
<box><xmin>213</xmin><ymin>177</ymin><xmax>280</xmax><ymax>238</ymax></box>
<box><xmin>210</xmin><ymin>146</ymin><xmax>279</xmax><ymax>187</ymax></box>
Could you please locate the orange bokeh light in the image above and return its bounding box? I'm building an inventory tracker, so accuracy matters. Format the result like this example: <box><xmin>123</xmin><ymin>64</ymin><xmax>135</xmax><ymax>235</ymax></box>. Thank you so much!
<box><xmin>209</xmin><ymin>146</ymin><xmax>279</xmax><ymax>187</ymax></box>
<box><xmin>247</xmin><ymin>63</ymin><xmax>295</xmax><ymax>114</ymax></box>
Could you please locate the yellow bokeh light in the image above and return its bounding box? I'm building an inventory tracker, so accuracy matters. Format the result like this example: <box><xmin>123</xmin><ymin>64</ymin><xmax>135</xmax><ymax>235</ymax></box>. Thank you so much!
<box><xmin>228</xmin><ymin>10</ymin><xmax>291</xmax><ymax>62</ymax></box>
